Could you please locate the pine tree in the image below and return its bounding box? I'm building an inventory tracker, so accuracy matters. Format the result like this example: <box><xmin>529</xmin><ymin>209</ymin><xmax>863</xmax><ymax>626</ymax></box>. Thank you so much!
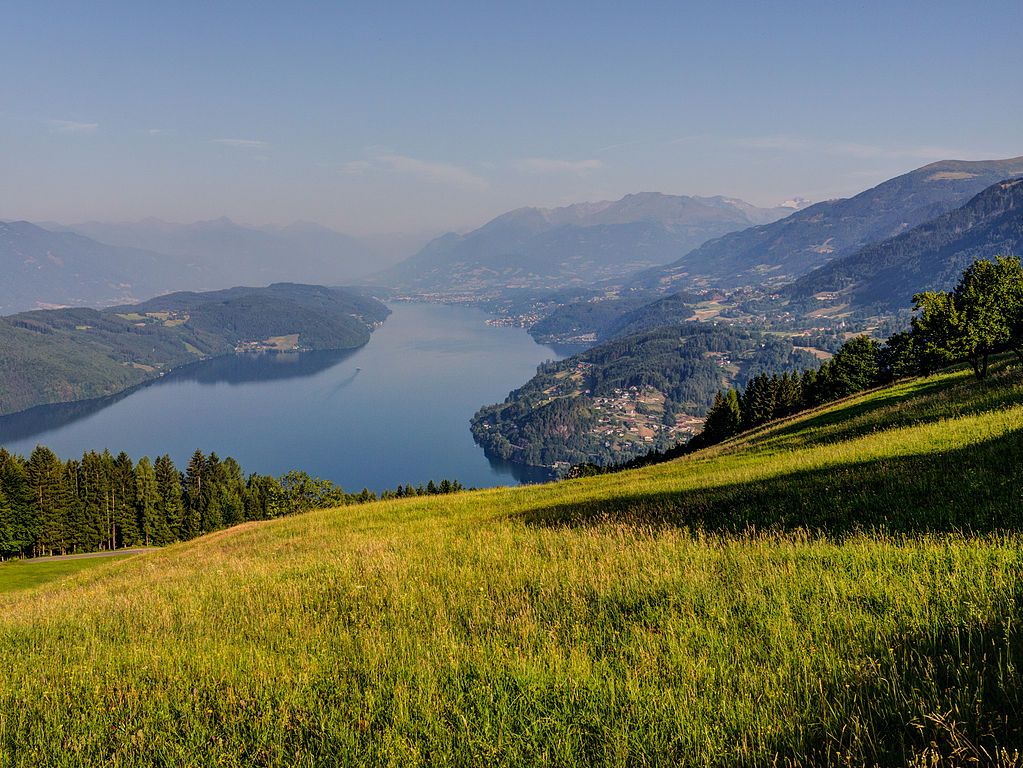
<box><xmin>0</xmin><ymin>486</ymin><xmax>13</xmax><ymax>560</ymax></box>
<box><xmin>154</xmin><ymin>455</ymin><xmax>184</xmax><ymax>541</ymax></box>
<box><xmin>110</xmin><ymin>452</ymin><xmax>139</xmax><ymax>548</ymax></box>
<box><xmin>0</xmin><ymin>450</ymin><xmax>34</xmax><ymax>558</ymax></box>
<box><xmin>184</xmin><ymin>450</ymin><xmax>206</xmax><ymax>539</ymax></box>
<box><xmin>79</xmin><ymin>451</ymin><xmax>113</xmax><ymax>551</ymax></box>
<box><xmin>26</xmin><ymin>446</ymin><xmax>66</xmax><ymax>557</ymax></box>
<box><xmin>135</xmin><ymin>457</ymin><xmax>169</xmax><ymax>546</ymax></box>
<box><xmin>62</xmin><ymin>459</ymin><xmax>88</xmax><ymax>554</ymax></box>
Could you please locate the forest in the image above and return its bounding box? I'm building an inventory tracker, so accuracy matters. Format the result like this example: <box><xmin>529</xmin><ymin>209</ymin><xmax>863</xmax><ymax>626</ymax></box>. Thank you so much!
<box><xmin>0</xmin><ymin>446</ymin><xmax>463</xmax><ymax>560</ymax></box>
<box><xmin>471</xmin><ymin>323</ymin><xmax>819</xmax><ymax>468</ymax></box>
<box><xmin>0</xmin><ymin>283</ymin><xmax>389</xmax><ymax>416</ymax></box>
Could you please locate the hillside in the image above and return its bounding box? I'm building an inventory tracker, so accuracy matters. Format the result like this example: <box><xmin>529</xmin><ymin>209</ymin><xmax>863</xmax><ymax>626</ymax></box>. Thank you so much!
<box><xmin>2</xmin><ymin>362</ymin><xmax>1021</xmax><ymax>765</ymax></box>
<box><xmin>790</xmin><ymin>178</ymin><xmax>1023</xmax><ymax>310</ymax></box>
<box><xmin>0</xmin><ymin>221</ymin><xmax>198</xmax><ymax>313</ymax></box>
<box><xmin>379</xmin><ymin>193</ymin><xmax>800</xmax><ymax>294</ymax></box>
<box><xmin>632</xmin><ymin>156</ymin><xmax>1023</xmax><ymax>291</ymax></box>
<box><xmin>0</xmin><ymin>284</ymin><xmax>389</xmax><ymax>416</ymax></box>
<box><xmin>527</xmin><ymin>291</ymin><xmax>701</xmax><ymax>346</ymax></box>
<box><xmin>472</xmin><ymin>323</ymin><xmax>817</xmax><ymax>468</ymax></box>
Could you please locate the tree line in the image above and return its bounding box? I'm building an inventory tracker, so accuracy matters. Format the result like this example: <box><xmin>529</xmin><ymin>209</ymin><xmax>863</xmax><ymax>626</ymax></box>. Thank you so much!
<box><xmin>0</xmin><ymin>447</ymin><xmax>465</xmax><ymax>559</ymax></box>
<box><xmin>569</xmin><ymin>255</ymin><xmax>1023</xmax><ymax>476</ymax></box>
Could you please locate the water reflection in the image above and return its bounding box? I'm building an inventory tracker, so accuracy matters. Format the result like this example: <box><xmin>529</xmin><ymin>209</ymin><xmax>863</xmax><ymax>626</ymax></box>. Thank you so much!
<box><xmin>0</xmin><ymin>304</ymin><xmax>566</xmax><ymax>491</ymax></box>
<box><xmin>0</xmin><ymin>349</ymin><xmax>355</xmax><ymax>443</ymax></box>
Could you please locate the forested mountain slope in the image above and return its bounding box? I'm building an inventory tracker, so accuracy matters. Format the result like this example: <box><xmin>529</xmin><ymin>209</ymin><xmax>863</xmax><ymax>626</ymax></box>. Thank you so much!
<box><xmin>631</xmin><ymin>156</ymin><xmax>1023</xmax><ymax>291</ymax></box>
<box><xmin>0</xmin><ymin>284</ymin><xmax>388</xmax><ymax>416</ymax></box>
<box><xmin>790</xmin><ymin>177</ymin><xmax>1023</xmax><ymax>309</ymax></box>
<box><xmin>472</xmin><ymin>323</ymin><xmax>817</xmax><ymax>467</ymax></box>
<box><xmin>2</xmin><ymin>361</ymin><xmax>1021</xmax><ymax>765</ymax></box>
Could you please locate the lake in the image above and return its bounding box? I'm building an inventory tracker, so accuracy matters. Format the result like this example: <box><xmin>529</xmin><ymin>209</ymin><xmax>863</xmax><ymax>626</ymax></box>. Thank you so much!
<box><xmin>0</xmin><ymin>303</ymin><xmax>564</xmax><ymax>491</ymax></box>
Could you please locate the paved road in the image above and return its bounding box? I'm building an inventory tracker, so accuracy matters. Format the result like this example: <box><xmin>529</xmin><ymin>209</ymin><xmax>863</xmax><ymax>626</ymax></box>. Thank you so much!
<box><xmin>22</xmin><ymin>548</ymin><xmax>155</xmax><ymax>564</ymax></box>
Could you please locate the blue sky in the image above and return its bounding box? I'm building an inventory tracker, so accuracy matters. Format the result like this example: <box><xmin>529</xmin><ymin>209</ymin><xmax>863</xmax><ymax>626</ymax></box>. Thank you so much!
<box><xmin>1</xmin><ymin>1</ymin><xmax>1021</xmax><ymax>235</ymax></box>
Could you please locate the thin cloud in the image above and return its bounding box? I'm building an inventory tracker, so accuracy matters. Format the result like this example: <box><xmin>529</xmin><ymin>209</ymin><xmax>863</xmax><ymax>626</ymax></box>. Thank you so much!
<box><xmin>148</xmin><ymin>128</ymin><xmax>171</xmax><ymax>136</ymax></box>
<box><xmin>47</xmin><ymin>120</ymin><xmax>99</xmax><ymax>134</ymax></box>
<box><xmin>519</xmin><ymin>157</ymin><xmax>604</xmax><ymax>174</ymax></box>
<box><xmin>339</xmin><ymin>160</ymin><xmax>372</xmax><ymax>175</ymax></box>
<box><xmin>213</xmin><ymin>138</ymin><xmax>270</xmax><ymax>150</ymax></box>
<box><xmin>341</xmin><ymin>151</ymin><xmax>486</xmax><ymax>188</ymax></box>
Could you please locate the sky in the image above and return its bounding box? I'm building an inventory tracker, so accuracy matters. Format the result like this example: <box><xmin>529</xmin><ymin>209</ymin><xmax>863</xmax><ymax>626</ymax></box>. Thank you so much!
<box><xmin>1</xmin><ymin>0</ymin><xmax>1021</xmax><ymax>236</ymax></box>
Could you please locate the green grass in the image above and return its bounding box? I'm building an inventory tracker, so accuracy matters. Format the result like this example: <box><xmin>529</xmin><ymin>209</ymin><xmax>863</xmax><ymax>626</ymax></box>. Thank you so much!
<box><xmin>0</xmin><ymin>554</ymin><xmax>136</xmax><ymax>595</ymax></box>
<box><xmin>1</xmin><ymin>363</ymin><xmax>1022</xmax><ymax>766</ymax></box>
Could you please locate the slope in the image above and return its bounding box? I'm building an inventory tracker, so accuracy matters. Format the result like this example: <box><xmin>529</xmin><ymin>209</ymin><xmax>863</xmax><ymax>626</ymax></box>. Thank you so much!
<box><xmin>790</xmin><ymin>177</ymin><xmax>1023</xmax><ymax>309</ymax></box>
<box><xmin>632</xmin><ymin>156</ymin><xmax>1023</xmax><ymax>291</ymax></box>
<box><xmin>2</xmin><ymin>361</ymin><xmax>1020</xmax><ymax>765</ymax></box>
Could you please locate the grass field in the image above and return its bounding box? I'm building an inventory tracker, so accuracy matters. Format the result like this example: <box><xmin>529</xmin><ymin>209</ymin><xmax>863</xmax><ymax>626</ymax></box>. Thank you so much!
<box><xmin>0</xmin><ymin>363</ymin><xmax>1021</xmax><ymax>766</ymax></box>
<box><xmin>0</xmin><ymin>553</ymin><xmax>136</xmax><ymax>596</ymax></box>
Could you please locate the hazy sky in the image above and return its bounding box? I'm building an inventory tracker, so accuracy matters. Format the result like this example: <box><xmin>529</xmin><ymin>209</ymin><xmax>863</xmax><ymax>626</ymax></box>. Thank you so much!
<box><xmin>2</xmin><ymin>1</ymin><xmax>1021</xmax><ymax>235</ymax></box>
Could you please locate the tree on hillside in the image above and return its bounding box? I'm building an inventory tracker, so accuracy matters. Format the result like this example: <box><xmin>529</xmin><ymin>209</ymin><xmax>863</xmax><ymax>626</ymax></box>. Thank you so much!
<box><xmin>995</xmin><ymin>256</ymin><xmax>1023</xmax><ymax>362</ymax></box>
<box><xmin>914</xmin><ymin>257</ymin><xmax>1021</xmax><ymax>380</ymax></box>
<box><xmin>702</xmin><ymin>390</ymin><xmax>742</xmax><ymax>443</ymax></box>
<box><xmin>878</xmin><ymin>330</ymin><xmax>919</xmax><ymax>382</ymax></box>
<box><xmin>820</xmin><ymin>336</ymin><xmax>882</xmax><ymax>399</ymax></box>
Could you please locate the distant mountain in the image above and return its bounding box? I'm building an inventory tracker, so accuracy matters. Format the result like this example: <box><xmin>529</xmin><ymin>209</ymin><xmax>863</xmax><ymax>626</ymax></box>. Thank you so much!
<box><xmin>0</xmin><ymin>220</ymin><xmax>197</xmax><ymax>313</ymax></box>
<box><xmin>632</xmin><ymin>157</ymin><xmax>1023</xmax><ymax>291</ymax></box>
<box><xmin>378</xmin><ymin>193</ymin><xmax>801</xmax><ymax>293</ymax></box>
<box><xmin>789</xmin><ymin>178</ymin><xmax>1023</xmax><ymax>310</ymax></box>
<box><xmin>58</xmin><ymin>217</ymin><xmax>388</xmax><ymax>285</ymax></box>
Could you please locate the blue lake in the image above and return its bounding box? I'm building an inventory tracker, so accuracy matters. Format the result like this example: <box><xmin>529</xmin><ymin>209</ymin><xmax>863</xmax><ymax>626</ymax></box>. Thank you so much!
<box><xmin>0</xmin><ymin>303</ymin><xmax>563</xmax><ymax>491</ymax></box>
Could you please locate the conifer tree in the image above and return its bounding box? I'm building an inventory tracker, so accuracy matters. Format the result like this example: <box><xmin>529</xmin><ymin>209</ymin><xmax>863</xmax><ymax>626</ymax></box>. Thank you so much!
<box><xmin>184</xmin><ymin>450</ymin><xmax>206</xmax><ymax>539</ymax></box>
<box><xmin>0</xmin><ymin>450</ymin><xmax>33</xmax><ymax>558</ymax></box>
<box><xmin>111</xmin><ymin>452</ymin><xmax>139</xmax><ymax>548</ymax></box>
<box><xmin>154</xmin><ymin>455</ymin><xmax>184</xmax><ymax>541</ymax></box>
<box><xmin>26</xmin><ymin>446</ymin><xmax>66</xmax><ymax>557</ymax></box>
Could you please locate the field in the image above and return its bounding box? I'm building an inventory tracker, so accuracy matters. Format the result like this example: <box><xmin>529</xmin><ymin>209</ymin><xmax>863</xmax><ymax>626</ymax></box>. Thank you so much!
<box><xmin>0</xmin><ymin>363</ymin><xmax>1021</xmax><ymax>765</ymax></box>
<box><xmin>0</xmin><ymin>554</ymin><xmax>136</xmax><ymax>596</ymax></box>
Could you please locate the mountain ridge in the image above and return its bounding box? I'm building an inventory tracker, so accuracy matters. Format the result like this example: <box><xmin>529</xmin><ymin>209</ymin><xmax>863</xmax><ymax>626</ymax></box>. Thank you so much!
<box><xmin>630</xmin><ymin>156</ymin><xmax>1023</xmax><ymax>291</ymax></box>
<box><xmin>789</xmin><ymin>177</ymin><xmax>1023</xmax><ymax>309</ymax></box>
<box><xmin>378</xmin><ymin>192</ymin><xmax>802</xmax><ymax>293</ymax></box>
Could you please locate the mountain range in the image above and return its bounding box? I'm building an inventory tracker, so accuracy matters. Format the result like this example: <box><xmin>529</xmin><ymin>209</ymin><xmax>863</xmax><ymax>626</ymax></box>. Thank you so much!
<box><xmin>0</xmin><ymin>217</ymin><xmax>403</xmax><ymax>314</ymax></box>
<box><xmin>631</xmin><ymin>157</ymin><xmax>1023</xmax><ymax>291</ymax></box>
<box><xmin>0</xmin><ymin>221</ymin><xmax>192</xmax><ymax>314</ymax></box>
<box><xmin>789</xmin><ymin>177</ymin><xmax>1023</xmax><ymax>310</ymax></box>
<box><xmin>378</xmin><ymin>193</ymin><xmax>806</xmax><ymax>293</ymax></box>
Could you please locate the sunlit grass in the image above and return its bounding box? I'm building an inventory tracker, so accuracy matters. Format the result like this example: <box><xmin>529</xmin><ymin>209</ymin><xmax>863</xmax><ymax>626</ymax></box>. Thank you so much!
<box><xmin>0</xmin><ymin>554</ymin><xmax>136</xmax><ymax>595</ymax></box>
<box><xmin>1</xmin><ymin>363</ymin><xmax>1021</xmax><ymax>765</ymax></box>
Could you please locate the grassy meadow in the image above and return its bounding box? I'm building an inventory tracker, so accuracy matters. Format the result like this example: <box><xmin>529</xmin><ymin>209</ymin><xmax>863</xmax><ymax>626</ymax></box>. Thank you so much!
<box><xmin>0</xmin><ymin>363</ymin><xmax>1021</xmax><ymax>766</ymax></box>
<box><xmin>0</xmin><ymin>554</ymin><xmax>137</xmax><ymax>596</ymax></box>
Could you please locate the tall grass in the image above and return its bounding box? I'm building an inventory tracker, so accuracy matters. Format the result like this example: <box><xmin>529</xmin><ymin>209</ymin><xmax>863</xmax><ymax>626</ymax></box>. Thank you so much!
<box><xmin>1</xmin><ymin>364</ymin><xmax>1021</xmax><ymax>766</ymax></box>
